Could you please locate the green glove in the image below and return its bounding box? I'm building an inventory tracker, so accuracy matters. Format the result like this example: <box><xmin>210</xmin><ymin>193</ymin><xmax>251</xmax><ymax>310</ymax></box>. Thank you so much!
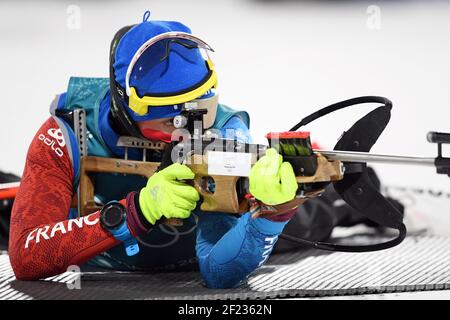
<box><xmin>249</xmin><ymin>148</ymin><xmax>298</xmax><ymax>205</ymax></box>
<box><xmin>139</xmin><ymin>163</ymin><xmax>200</xmax><ymax>225</ymax></box>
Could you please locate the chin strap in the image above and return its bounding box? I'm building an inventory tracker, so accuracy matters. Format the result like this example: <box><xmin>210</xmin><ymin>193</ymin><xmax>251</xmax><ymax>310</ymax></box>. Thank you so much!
<box><xmin>109</xmin><ymin>24</ymin><xmax>145</xmax><ymax>139</ymax></box>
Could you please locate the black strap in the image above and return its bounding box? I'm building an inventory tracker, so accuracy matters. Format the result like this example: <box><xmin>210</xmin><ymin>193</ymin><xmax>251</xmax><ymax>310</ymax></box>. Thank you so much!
<box><xmin>282</xmin><ymin>96</ymin><xmax>407</xmax><ymax>253</ymax></box>
<box><xmin>290</xmin><ymin>96</ymin><xmax>392</xmax><ymax>131</ymax></box>
<box><xmin>280</xmin><ymin>223</ymin><xmax>406</xmax><ymax>252</ymax></box>
<box><xmin>332</xmin><ymin>105</ymin><xmax>403</xmax><ymax>229</ymax></box>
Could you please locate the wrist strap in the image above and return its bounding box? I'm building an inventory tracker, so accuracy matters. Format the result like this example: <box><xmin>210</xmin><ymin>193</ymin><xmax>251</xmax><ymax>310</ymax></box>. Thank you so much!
<box><xmin>104</xmin><ymin>200</ymin><xmax>140</xmax><ymax>256</ymax></box>
<box><xmin>125</xmin><ymin>192</ymin><xmax>151</xmax><ymax>236</ymax></box>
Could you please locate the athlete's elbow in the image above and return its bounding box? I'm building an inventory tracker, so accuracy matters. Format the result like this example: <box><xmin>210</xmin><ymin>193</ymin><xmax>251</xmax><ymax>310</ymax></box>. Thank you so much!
<box><xmin>8</xmin><ymin>250</ymin><xmax>37</xmax><ymax>281</ymax></box>
<box><xmin>8</xmin><ymin>235</ymin><xmax>51</xmax><ymax>281</ymax></box>
<box><xmin>198</xmin><ymin>260</ymin><xmax>244</xmax><ymax>289</ymax></box>
<box><xmin>10</xmin><ymin>264</ymin><xmax>33</xmax><ymax>281</ymax></box>
<box><xmin>9</xmin><ymin>251</ymin><xmax>61</xmax><ymax>281</ymax></box>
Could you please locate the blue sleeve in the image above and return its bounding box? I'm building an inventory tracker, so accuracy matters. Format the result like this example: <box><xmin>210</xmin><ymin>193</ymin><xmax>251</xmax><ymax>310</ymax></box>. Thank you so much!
<box><xmin>196</xmin><ymin>212</ymin><xmax>288</xmax><ymax>288</ymax></box>
<box><xmin>196</xmin><ymin>115</ymin><xmax>287</xmax><ymax>288</ymax></box>
<box><xmin>58</xmin><ymin>93</ymin><xmax>67</xmax><ymax>108</ymax></box>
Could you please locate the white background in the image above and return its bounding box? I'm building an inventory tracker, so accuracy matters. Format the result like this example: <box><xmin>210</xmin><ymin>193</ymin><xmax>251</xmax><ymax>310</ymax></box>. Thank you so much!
<box><xmin>1</xmin><ymin>0</ymin><xmax>450</xmax><ymax>191</ymax></box>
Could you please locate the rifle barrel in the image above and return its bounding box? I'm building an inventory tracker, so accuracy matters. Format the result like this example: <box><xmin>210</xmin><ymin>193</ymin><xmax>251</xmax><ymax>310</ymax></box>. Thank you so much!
<box><xmin>317</xmin><ymin>150</ymin><xmax>436</xmax><ymax>167</ymax></box>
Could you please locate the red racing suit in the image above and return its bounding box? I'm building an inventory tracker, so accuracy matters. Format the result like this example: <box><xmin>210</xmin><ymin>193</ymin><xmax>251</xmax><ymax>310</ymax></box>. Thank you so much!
<box><xmin>9</xmin><ymin>117</ymin><xmax>120</xmax><ymax>280</ymax></box>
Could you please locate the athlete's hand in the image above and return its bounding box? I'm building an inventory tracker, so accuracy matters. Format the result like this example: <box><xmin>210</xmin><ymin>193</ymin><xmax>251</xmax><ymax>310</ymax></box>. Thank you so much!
<box><xmin>249</xmin><ymin>148</ymin><xmax>298</xmax><ymax>205</ymax></box>
<box><xmin>139</xmin><ymin>163</ymin><xmax>200</xmax><ymax>225</ymax></box>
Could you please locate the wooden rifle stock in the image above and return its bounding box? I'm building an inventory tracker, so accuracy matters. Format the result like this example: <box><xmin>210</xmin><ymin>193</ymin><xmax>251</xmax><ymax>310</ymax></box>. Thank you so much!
<box><xmin>73</xmin><ymin>152</ymin><xmax>344</xmax><ymax>218</ymax></box>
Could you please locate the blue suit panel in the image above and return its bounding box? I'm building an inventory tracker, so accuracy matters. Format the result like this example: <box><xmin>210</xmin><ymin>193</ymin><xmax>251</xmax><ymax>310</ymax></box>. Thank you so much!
<box><xmin>196</xmin><ymin>212</ymin><xmax>287</xmax><ymax>288</ymax></box>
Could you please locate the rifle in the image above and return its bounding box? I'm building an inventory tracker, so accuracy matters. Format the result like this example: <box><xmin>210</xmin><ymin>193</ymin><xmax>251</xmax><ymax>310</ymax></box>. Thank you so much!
<box><xmin>74</xmin><ymin>96</ymin><xmax>450</xmax><ymax>252</ymax></box>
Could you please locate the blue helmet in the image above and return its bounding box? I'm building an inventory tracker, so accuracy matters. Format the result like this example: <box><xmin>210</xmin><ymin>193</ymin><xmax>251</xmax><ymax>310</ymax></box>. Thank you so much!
<box><xmin>109</xmin><ymin>12</ymin><xmax>218</xmax><ymax>137</ymax></box>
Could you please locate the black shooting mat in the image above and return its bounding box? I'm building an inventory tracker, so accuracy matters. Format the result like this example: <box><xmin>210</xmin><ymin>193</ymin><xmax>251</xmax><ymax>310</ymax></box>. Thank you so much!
<box><xmin>0</xmin><ymin>186</ymin><xmax>449</xmax><ymax>300</ymax></box>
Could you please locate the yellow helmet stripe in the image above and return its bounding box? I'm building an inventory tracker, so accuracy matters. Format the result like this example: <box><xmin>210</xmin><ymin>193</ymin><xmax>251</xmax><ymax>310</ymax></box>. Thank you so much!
<box><xmin>128</xmin><ymin>67</ymin><xmax>218</xmax><ymax>116</ymax></box>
